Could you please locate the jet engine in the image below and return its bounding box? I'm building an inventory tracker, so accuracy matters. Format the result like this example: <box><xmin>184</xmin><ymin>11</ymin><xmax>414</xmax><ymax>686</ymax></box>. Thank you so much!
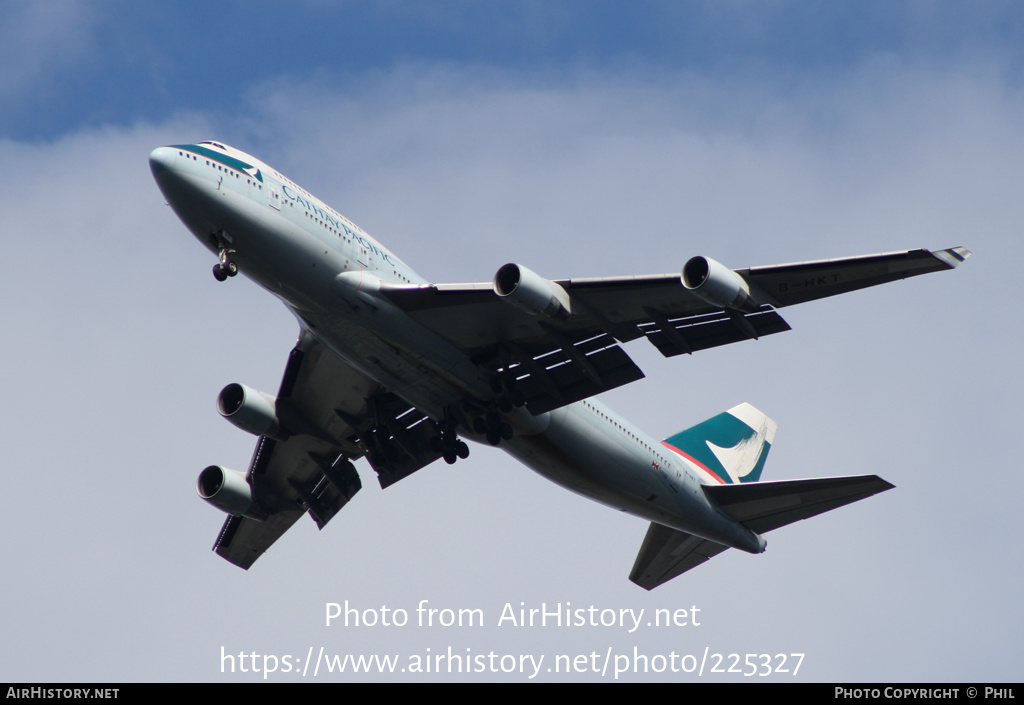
<box><xmin>681</xmin><ymin>256</ymin><xmax>757</xmax><ymax>311</ymax></box>
<box><xmin>196</xmin><ymin>465</ymin><xmax>267</xmax><ymax>520</ymax></box>
<box><xmin>493</xmin><ymin>263</ymin><xmax>571</xmax><ymax>318</ymax></box>
<box><xmin>217</xmin><ymin>383</ymin><xmax>282</xmax><ymax>438</ymax></box>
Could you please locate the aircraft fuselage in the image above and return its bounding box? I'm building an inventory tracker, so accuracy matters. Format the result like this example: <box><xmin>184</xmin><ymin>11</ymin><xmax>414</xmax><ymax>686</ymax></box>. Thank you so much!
<box><xmin>150</xmin><ymin>142</ymin><xmax>769</xmax><ymax>557</ymax></box>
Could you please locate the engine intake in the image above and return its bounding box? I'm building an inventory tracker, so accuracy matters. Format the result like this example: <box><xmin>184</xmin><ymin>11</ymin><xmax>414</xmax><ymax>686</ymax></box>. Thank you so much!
<box><xmin>197</xmin><ymin>465</ymin><xmax>267</xmax><ymax>520</ymax></box>
<box><xmin>682</xmin><ymin>256</ymin><xmax>757</xmax><ymax>311</ymax></box>
<box><xmin>217</xmin><ymin>383</ymin><xmax>282</xmax><ymax>438</ymax></box>
<box><xmin>493</xmin><ymin>263</ymin><xmax>571</xmax><ymax>318</ymax></box>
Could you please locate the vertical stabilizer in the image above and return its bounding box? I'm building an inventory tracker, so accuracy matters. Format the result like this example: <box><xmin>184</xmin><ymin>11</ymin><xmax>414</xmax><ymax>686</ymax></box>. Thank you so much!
<box><xmin>661</xmin><ymin>403</ymin><xmax>777</xmax><ymax>484</ymax></box>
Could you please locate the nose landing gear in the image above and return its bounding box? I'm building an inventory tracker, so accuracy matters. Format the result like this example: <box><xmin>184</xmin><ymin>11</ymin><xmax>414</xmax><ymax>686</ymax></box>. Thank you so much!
<box><xmin>213</xmin><ymin>260</ymin><xmax>238</xmax><ymax>282</ymax></box>
<box><xmin>212</xmin><ymin>241</ymin><xmax>238</xmax><ymax>282</ymax></box>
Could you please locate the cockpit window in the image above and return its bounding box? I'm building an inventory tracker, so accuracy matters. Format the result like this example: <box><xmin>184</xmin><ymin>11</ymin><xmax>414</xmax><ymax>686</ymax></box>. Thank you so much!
<box><xmin>199</xmin><ymin>141</ymin><xmax>227</xmax><ymax>150</ymax></box>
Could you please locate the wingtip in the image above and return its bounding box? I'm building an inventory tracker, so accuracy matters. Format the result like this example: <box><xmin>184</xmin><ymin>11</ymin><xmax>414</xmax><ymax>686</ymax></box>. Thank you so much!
<box><xmin>933</xmin><ymin>246</ymin><xmax>971</xmax><ymax>268</ymax></box>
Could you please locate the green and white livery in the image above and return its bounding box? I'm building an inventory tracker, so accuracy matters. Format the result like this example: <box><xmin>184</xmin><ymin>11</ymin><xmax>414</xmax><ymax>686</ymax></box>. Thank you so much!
<box><xmin>151</xmin><ymin>141</ymin><xmax>968</xmax><ymax>589</ymax></box>
<box><xmin>662</xmin><ymin>403</ymin><xmax>777</xmax><ymax>485</ymax></box>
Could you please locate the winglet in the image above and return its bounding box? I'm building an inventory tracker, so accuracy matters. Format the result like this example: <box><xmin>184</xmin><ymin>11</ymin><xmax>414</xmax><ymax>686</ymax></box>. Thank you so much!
<box><xmin>931</xmin><ymin>247</ymin><xmax>971</xmax><ymax>269</ymax></box>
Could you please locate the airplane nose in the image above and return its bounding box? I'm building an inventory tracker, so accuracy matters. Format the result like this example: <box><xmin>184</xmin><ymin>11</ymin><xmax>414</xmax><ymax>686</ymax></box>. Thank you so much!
<box><xmin>149</xmin><ymin>146</ymin><xmax>177</xmax><ymax>180</ymax></box>
<box><xmin>149</xmin><ymin>146</ymin><xmax>197</xmax><ymax>210</ymax></box>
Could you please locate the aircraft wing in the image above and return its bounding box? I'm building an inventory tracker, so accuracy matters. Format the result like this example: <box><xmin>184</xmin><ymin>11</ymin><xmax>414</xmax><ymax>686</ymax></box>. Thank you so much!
<box><xmin>381</xmin><ymin>247</ymin><xmax>969</xmax><ymax>414</ymax></box>
<box><xmin>210</xmin><ymin>330</ymin><xmax>445</xmax><ymax>569</ymax></box>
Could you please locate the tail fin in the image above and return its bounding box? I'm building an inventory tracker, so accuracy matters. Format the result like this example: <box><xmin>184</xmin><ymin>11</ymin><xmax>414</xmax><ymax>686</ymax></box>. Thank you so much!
<box><xmin>661</xmin><ymin>403</ymin><xmax>777</xmax><ymax>484</ymax></box>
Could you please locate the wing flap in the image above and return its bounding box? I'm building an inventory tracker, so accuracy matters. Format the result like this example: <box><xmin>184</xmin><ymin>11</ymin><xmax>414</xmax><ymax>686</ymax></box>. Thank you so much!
<box><xmin>212</xmin><ymin>435</ymin><xmax>365</xmax><ymax>569</ymax></box>
<box><xmin>640</xmin><ymin>306</ymin><xmax>791</xmax><ymax>357</ymax></box>
<box><xmin>505</xmin><ymin>332</ymin><xmax>646</xmax><ymax>415</ymax></box>
<box><xmin>213</xmin><ymin>511</ymin><xmax>305</xmax><ymax>570</ymax></box>
<box><xmin>359</xmin><ymin>400</ymin><xmax>445</xmax><ymax>489</ymax></box>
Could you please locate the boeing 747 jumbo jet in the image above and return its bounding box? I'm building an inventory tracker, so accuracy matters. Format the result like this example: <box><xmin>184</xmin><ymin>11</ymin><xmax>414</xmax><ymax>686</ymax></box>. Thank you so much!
<box><xmin>150</xmin><ymin>141</ymin><xmax>968</xmax><ymax>589</ymax></box>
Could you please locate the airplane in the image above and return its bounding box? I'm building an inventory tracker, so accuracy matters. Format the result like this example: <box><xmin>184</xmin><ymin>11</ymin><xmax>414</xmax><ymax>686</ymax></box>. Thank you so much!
<box><xmin>150</xmin><ymin>141</ymin><xmax>969</xmax><ymax>589</ymax></box>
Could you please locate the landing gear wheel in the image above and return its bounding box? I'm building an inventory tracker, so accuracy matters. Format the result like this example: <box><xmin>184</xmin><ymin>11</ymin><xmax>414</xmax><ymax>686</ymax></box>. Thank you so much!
<box><xmin>212</xmin><ymin>236</ymin><xmax>238</xmax><ymax>281</ymax></box>
<box><xmin>437</xmin><ymin>407</ymin><xmax>471</xmax><ymax>464</ymax></box>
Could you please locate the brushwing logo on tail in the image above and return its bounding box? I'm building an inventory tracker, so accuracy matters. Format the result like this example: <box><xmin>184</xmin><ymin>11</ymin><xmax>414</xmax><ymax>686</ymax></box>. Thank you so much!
<box><xmin>661</xmin><ymin>403</ymin><xmax>777</xmax><ymax>484</ymax></box>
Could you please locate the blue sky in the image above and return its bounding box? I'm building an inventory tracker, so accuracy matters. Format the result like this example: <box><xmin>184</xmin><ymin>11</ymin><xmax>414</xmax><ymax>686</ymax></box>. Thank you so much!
<box><xmin>1</xmin><ymin>1</ymin><xmax>1020</xmax><ymax>683</ymax></box>
<box><xmin>8</xmin><ymin>1</ymin><xmax>1024</xmax><ymax>140</ymax></box>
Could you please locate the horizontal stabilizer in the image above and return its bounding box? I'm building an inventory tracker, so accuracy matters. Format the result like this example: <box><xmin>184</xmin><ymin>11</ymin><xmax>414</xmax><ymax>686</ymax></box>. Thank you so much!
<box><xmin>702</xmin><ymin>474</ymin><xmax>894</xmax><ymax>534</ymax></box>
<box><xmin>629</xmin><ymin>474</ymin><xmax>893</xmax><ymax>589</ymax></box>
<box><xmin>629</xmin><ymin>523</ymin><xmax>729</xmax><ymax>590</ymax></box>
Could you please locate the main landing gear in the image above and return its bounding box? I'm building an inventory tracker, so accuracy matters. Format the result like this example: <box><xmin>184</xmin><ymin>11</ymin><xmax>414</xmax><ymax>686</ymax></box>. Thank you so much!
<box><xmin>431</xmin><ymin>427</ymin><xmax>470</xmax><ymax>465</ymax></box>
<box><xmin>428</xmin><ymin>412</ymin><xmax>472</xmax><ymax>465</ymax></box>
<box><xmin>489</xmin><ymin>370</ymin><xmax>526</xmax><ymax>413</ymax></box>
<box><xmin>473</xmin><ymin>411</ymin><xmax>514</xmax><ymax>447</ymax></box>
<box><xmin>432</xmin><ymin>417</ymin><xmax>513</xmax><ymax>465</ymax></box>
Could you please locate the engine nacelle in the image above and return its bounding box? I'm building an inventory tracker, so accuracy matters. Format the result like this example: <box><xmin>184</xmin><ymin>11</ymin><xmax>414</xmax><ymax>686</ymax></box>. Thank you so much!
<box><xmin>217</xmin><ymin>383</ymin><xmax>281</xmax><ymax>438</ymax></box>
<box><xmin>681</xmin><ymin>256</ymin><xmax>757</xmax><ymax>311</ymax></box>
<box><xmin>493</xmin><ymin>263</ymin><xmax>571</xmax><ymax>318</ymax></box>
<box><xmin>196</xmin><ymin>465</ymin><xmax>267</xmax><ymax>520</ymax></box>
